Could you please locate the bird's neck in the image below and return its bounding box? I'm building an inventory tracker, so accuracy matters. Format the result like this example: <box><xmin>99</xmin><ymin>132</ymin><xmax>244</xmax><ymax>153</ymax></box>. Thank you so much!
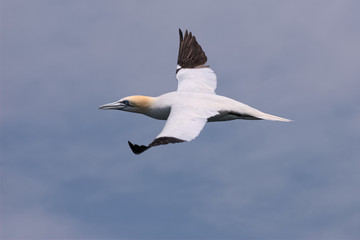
<box><xmin>132</xmin><ymin>95</ymin><xmax>170</xmax><ymax>120</ymax></box>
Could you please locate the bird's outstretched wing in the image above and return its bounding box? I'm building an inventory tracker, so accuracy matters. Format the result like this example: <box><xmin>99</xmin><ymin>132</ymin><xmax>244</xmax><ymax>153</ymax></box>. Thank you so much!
<box><xmin>128</xmin><ymin>104</ymin><xmax>218</xmax><ymax>154</ymax></box>
<box><xmin>176</xmin><ymin>29</ymin><xmax>217</xmax><ymax>94</ymax></box>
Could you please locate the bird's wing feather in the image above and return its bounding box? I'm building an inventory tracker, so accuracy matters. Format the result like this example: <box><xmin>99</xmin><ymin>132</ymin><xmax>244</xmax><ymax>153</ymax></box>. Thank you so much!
<box><xmin>128</xmin><ymin>103</ymin><xmax>218</xmax><ymax>154</ymax></box>
<box><xmin>176</xmin><ymin>67</ymin><xmax>217</xmax><ymax>94</ymax></box>
<box><xmin>177</xmin><ymin>29</ymin><xmax>207</xmax><ymax>69</ymax></box>
<box><xmin>157</xmin><ymin>104</ymin><xmax>218</xmax><ymax>141</ymax></box>
<box><xmin>176</xmin><ymin>29</ymin><xmax>217</xmax><ymax>94</ymax></box>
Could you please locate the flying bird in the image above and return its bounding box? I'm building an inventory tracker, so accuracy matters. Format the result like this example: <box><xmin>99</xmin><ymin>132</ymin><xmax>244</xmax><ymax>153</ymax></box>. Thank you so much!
<box><xmin>99</xmin><ymin>29</ymin><xmax>291</xmax><ymax>154</ymax></box>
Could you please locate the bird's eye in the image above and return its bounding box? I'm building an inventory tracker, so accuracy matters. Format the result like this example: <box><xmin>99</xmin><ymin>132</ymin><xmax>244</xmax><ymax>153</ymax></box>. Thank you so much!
<box><xmin>122</xmin><ymin>100</ymin><xmax>130</xmax><ymax>106</ymax></box>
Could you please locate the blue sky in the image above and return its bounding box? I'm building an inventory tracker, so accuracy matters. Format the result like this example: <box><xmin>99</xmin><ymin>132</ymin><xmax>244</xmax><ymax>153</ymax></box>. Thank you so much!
<box><xmin>1</xmin><ymin>0</ymin><xmax>360</xmax><ymax>239</ymax></box>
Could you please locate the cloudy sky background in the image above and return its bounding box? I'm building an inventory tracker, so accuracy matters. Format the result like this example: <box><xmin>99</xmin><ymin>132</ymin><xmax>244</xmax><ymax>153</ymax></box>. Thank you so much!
<box><xmin>1</xmin><ymin>0</ymin><xmax>360</xmax><ymax>239</ymax></box>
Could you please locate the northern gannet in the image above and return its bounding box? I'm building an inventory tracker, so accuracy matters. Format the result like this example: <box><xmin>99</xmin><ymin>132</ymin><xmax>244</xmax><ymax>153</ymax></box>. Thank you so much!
<box><xmin>99</xmin><ymin>29</ymin><xmax>291</xmax><ymax>154</ymax></box>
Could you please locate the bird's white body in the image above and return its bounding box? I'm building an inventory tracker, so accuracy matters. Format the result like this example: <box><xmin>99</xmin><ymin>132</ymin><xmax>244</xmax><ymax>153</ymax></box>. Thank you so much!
<box><xmin>99</xmin><ymin>29</ymin><xmax>291</xmax><ymax>154</ymax></box>
<box><xmin>142</xmin><ymin>92</ymin><xmax>287</xmax><ymax>122</ymax></box>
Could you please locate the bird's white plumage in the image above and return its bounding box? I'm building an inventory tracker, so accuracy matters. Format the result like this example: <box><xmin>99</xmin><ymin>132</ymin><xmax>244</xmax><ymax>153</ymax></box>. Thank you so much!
<box><xmin>176</xmin><ymin>67</ymin><xmax>217</xmax><ymax>94</ymax></box>
<box><xmin>157</xmin><ymin>103</ymin><xmax>218</xmax><ymax>141</ymax></box>
<box><xmin>99</xmin><ymin>29</ymin><xmax>291</xmax><ymax>154</ymax></box>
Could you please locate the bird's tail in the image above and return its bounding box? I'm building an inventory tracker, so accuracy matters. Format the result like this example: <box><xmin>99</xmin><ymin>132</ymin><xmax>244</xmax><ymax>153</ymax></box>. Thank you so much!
<box><xmin>258</xmin><ymin>112</ymin><xmax>292</xmax><ymax>122</ymax></box>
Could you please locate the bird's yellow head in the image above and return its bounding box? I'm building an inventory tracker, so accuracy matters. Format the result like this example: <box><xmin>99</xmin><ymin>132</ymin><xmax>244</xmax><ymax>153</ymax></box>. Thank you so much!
<box><xmin>99</xmin><ymin>95</ymin><xmax>154</xmax><ymax>113</ymax></box>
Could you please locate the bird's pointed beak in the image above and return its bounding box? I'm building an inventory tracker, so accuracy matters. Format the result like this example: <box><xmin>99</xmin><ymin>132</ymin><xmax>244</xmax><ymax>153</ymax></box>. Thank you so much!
<box><xmin>98</xmin><ymin>101</ymin><xmax>124</xmax><ymax>110</ymax></box>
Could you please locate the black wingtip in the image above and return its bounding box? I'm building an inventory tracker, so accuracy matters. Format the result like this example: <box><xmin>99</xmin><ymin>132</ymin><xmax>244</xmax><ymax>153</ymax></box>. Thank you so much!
<box><xmin>177</xmin><ymin>28</ymin><xmax>207</xmax><ymax>69</ymax></box>
<box><xmin>128</xmin><ymin>137</ymin><xmax>186</xmax><ymax>155</ymax></box>
<box><xmin>128</xmin><ymin>141</ymin><xmax>149</xmax><ymax>155</ymax></box>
